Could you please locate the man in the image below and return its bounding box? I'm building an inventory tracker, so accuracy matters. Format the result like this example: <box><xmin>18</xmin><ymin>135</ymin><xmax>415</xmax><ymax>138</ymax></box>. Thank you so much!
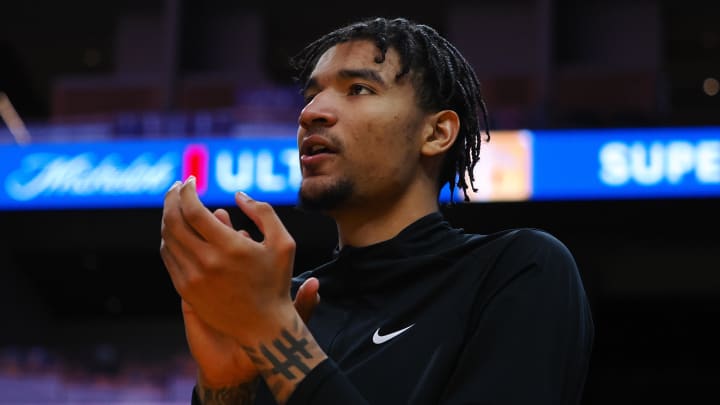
<box><xmin>160</xmin><ymin>17</ymin><xmax>594</xmax><ymax>404</ymax></box>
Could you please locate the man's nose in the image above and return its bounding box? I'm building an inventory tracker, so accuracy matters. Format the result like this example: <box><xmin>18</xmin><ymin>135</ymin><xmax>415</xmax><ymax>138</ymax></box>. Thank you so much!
<box><xmin>298</xmin><ymin>92</ymin><xmax>338</xmax><ymax>129</ymax></box>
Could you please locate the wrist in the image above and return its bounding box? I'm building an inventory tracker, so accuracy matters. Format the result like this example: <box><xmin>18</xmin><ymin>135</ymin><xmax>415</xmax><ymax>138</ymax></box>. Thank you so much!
<box><xmin>239</xmin><ymin>310</ymin><xmax>328</xmax><ymax>404</ymax></box>
<box><xmin>195</xmin><ymin>377</ymin><xmax>259</xmax><ymax>405</ymax></box>
<box><xmin>197</xmin><ymin>368</ymin><xmax>259</xmax><ymax>390</ymax></box>
<box><xmin>235</xmin><ymin>300</ymin><xmax>299</xmax><ymax>347</ymax></box>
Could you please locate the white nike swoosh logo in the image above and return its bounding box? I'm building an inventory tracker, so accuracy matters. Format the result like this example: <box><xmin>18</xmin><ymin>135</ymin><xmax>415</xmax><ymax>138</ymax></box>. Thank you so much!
<box><xmin>372</xmin><ymin>324</ymin><xmax>415</xmax><ymax>344</ymax></box>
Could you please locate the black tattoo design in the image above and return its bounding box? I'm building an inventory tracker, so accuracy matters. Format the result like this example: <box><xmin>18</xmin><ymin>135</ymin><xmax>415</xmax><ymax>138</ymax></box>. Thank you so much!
<box><xmin>241</xmin><ymin>344</ymin><xmax>264</xmax><ymax>364</ymax></box>
<box><xmin>260</xmin><ymin>329</ymin><xmax>312</xmax><ymax>379</ymax></box>
<box><xmin>198</xmin><ymin>379</ymin><xmax>258</xmax><ymax>405</ymax></box>
<box><xmin>241</xmin><ymin>318</ymin><xmax>322</xmax><ymax>403</ymax></box>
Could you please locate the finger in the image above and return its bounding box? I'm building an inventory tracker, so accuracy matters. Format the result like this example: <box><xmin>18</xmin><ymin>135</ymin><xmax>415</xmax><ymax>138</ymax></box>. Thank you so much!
<box><xmin>163</xmin><ymin>179</ymin><xmax>208</xmax><ymax>251</ymax></box>
<box><xmin>160</xmin><ymin>238</ymin><xmax>190</xmax><ymax>293</ymax></box>
<box><xmin>294</xmin><ymin>277</ymin><xmax>320</xmax><ymax>324</ymax></box>
<box><xmin>213</xmin><ymin>208</ymin><xmax>233</xmax><ymax>228</ymax></box>
<box><xmin>161</xmin><ymin>180</ymin><xmax>182</xmax><ymax>233</ymax></box>
<box><xmin>162</xmin><ymin>181</ymin><xmax>205</xmax><ymax>283</ymax></box>
<box><xmin>181</xmin><ymin>299</ymin><xmax>213</xmax><ymax>331</ymax></box>
<box><xmin>213</xmin><ymin>208</ymin><xmax>253</xmax><ymax>239</ymax></box>
<box><xmin>179</xmin><ymin>176</ymin><xmax>237</xmax><ymax>245</ymax></box>
<box><xmin>234</xmin><ymin>191</ymin><xmax>293</xmax><ymax>249</ymax></box>
<box><xmin>161</xmin><ymin>228</ymin><xmax>210</xmax><ymax>289</ymax></box>
<box><xmin>164</xmin><ymin>180</ymin><xmax>182</xmax><ymax>204</ymax></box>
<box><xmin>181</xmin><ymin>299</ymin><xmax>229</xmax><ymax>348</ymax></box>
<box><xmin>180</xmin><ymin>298</ymin><xmax>202</xmax><ymax>320</ymax></box>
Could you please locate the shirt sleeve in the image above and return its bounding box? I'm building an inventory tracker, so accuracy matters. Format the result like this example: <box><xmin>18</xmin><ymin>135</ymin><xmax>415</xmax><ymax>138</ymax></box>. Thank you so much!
<box><xmin>285</xmin><ymin>358</ymin><xmax>370</xmax><ymax>404</ymax></box>
<box><xmin>439</xmin><ymin>229</ymin><xmax>594</xmax><ymax>405</ymax></box>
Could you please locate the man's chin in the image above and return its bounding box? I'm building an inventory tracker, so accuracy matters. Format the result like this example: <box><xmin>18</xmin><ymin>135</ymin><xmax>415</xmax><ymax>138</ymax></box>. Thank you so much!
<box><xmin>297</xmin><ymin>181</ymin><xmax>353</xmax><ymax>212</ymax></box>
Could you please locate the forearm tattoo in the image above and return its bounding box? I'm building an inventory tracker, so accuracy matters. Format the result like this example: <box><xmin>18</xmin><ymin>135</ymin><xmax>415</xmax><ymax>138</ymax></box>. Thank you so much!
<box><xmin>242</xmin><ymin>318</ymin><xmax>320</xmax><ymax>404</ymax></box>
<box><xmin>259</xmin><ymin>328</ymin><xmax>312</xmax><ymax>378</ymax></box>
<box><xmin>198</xmin><ymin>379</ymin><xmax>258</xmax><ymax>405</ymax></box>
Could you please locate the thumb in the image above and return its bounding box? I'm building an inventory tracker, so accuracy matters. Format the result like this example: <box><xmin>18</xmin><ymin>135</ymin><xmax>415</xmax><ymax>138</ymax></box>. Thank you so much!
<box><xmin>294</xmin><ymin>277</ymin><xmax>320</xmax><ymax>324</ymax></box>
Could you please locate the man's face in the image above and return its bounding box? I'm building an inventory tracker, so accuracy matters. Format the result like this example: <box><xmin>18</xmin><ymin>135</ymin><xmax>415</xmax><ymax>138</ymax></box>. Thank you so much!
<box><xmin>296</xmin><ymin>40</ymin><xmax>429</xmax><ymax>212</ymax></box>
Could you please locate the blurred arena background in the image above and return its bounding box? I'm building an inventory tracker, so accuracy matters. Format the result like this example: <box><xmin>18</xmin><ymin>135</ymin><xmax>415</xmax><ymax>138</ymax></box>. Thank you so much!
<box><xmin>0</xmin><ymin>0</ymin><xmax>719</xmax><ymax>403</ymax></box>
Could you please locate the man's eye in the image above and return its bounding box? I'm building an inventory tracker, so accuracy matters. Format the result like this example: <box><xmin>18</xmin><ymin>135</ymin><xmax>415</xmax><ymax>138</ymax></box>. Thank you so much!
<box><xmin>349</xmin><ymin>84</ymin><xmax>372</xmax><ymax>96</ymax></box>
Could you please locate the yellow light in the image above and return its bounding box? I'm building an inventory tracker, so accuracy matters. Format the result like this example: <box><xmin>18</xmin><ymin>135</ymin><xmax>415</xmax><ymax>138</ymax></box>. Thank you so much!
<box><xmin>703</xmin><ymin>77</ymin><xmax>719</xmax><ymax>96</ymax></box>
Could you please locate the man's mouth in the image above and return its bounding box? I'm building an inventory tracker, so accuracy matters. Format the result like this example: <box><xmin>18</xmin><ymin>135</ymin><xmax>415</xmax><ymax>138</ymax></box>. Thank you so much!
<box><xmin>307</xmin><ymin>144</ymin><xmax>331</xmax><ymax>156</ymax></box>
<box><xmin>300</xmin><ymin>135</ymin><xmax>338</xmax><ymax>158</ymax></box>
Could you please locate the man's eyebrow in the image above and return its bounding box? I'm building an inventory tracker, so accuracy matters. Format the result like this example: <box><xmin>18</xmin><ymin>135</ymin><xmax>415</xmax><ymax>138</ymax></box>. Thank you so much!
<box><xmin>302</xmin><ymin>68</ymin><xmax>387</xmax><ymax>95</ymax></box>
<box><xmin>338</xmin><ymin>69</ymin><xmax>386</xmax><ymax>86</ymax></box>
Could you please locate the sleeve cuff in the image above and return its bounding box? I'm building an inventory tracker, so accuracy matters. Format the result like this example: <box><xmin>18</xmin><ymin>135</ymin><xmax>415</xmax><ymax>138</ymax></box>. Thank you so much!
<box><xmin>286</xmin><ymin>357</ymin><xmax>367</xmax><ymax>404</ymax></box>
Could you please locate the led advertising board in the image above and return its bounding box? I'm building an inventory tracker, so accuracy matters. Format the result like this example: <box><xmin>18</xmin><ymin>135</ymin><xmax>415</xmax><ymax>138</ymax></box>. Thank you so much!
<box><xmin>1</xmin><ymin>127</ymin><xmax>718</xmax><ymax>210</ymax></box>
<box><xmin>529</xmin><ymin>127</ymin><xmax>720</xmax><ymax>200</ymax></box>
<box><xmin>0</xmin><ymin>137</ymin><xmax>300</xmax><ymax>210</ymax></box>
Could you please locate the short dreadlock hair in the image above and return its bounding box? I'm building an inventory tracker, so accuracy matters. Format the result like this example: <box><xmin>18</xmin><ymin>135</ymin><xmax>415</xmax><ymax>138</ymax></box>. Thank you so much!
<box><xmin>289</xmin><ymin>17</ymin><xmax>490</xmax><ymax>202</ymax></box>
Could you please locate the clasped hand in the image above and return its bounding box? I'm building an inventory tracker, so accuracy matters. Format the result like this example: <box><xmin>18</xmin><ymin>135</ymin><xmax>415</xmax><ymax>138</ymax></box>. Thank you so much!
<box><xmin>160</xmin><ymin>176</ymin><xmax>300</xmax><ymax>342</ymax></box>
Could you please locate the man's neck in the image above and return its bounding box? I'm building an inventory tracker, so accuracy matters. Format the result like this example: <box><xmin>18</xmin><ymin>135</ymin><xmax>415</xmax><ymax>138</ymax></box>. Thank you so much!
<box><xmin>330</xmin><ymin>196</ymin><xmax>439</xmax><ymax>249</ymax></box>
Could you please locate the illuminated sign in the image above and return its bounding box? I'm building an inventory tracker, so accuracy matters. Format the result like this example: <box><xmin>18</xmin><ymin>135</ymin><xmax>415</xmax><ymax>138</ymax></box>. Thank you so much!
<box><xmin>0</xmin><ymin>137</ymin><xmax>301</xmax><ymax>210</ymax></box>
<box><xmin>1</xmin><ymin>127</ymin><xmax>719</xmax><ymax>210</ymax></box>
<box><xmin>463</xmin><ymin>130</ymin><xmax>533</xmax><ymax>202</ymax></box>
<box><xmin>598</xmin><ymin>140</ymin><xmax>720</xmax><ymax>186</ymax></box>
<box><xmin>528</xmin><ymin>127</ymin><xmax>720</xmax><ymax>201</ymax></box>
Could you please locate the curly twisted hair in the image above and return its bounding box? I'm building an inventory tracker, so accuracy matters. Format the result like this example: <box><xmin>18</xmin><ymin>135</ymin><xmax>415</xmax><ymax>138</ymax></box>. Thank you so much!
<box><xmin>289</xmin><ymin>17</ymin><xmax>491</xmax><ymax>202</ymax></box>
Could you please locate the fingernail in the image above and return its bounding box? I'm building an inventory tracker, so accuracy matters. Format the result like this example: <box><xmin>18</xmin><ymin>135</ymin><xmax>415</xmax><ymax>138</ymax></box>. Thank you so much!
<box><xmin>185</xmin><ymin>175</ymin><xmax>196</xmax><ymax>185</ymax></box>
<box><xmin>169</xmin><ymin>180</ymin><xmax>182</xmax><ymax>190</ymax></box>
<box><xmin>237</xmin><ymin>191</ymin><xmax>251</xmax><ymax>201</ymax></box>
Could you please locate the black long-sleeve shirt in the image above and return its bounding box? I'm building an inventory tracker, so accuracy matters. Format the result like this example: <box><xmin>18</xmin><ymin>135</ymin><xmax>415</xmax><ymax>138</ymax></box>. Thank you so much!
<box><xmin>195</xmin><ymin>212</ymin><xmax>594</xmax><ymax>404</ymax></box>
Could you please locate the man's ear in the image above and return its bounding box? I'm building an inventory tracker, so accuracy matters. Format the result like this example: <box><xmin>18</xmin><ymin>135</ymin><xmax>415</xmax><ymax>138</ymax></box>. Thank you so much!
<box><xmin>421</xmin><ymin>110</ymin><xmax>460</xmax><ymax>157</ymax></box>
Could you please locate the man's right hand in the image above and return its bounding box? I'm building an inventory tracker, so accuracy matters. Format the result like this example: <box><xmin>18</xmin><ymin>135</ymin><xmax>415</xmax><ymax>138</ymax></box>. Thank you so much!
<box><xmin>180</xmin><ymin>207</ymin><xmax>321</xmax><ymax>390</ymax></box>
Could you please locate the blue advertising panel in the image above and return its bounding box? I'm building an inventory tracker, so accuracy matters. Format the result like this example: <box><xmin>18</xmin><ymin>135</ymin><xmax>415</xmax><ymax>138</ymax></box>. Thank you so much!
<box><xmin>1</xmin><ymin>126</ymin><xmax>719</xmax><ymax>210</ymax></box>
<box><xmin>0</xmin><ymin>137</ymin><xmax>301</xmax><ymax>210</ymax></box>
<box><xmin>531</xmin><ymin>127</ymin><xmax>720</xmax><ymax>200</ymax></box>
